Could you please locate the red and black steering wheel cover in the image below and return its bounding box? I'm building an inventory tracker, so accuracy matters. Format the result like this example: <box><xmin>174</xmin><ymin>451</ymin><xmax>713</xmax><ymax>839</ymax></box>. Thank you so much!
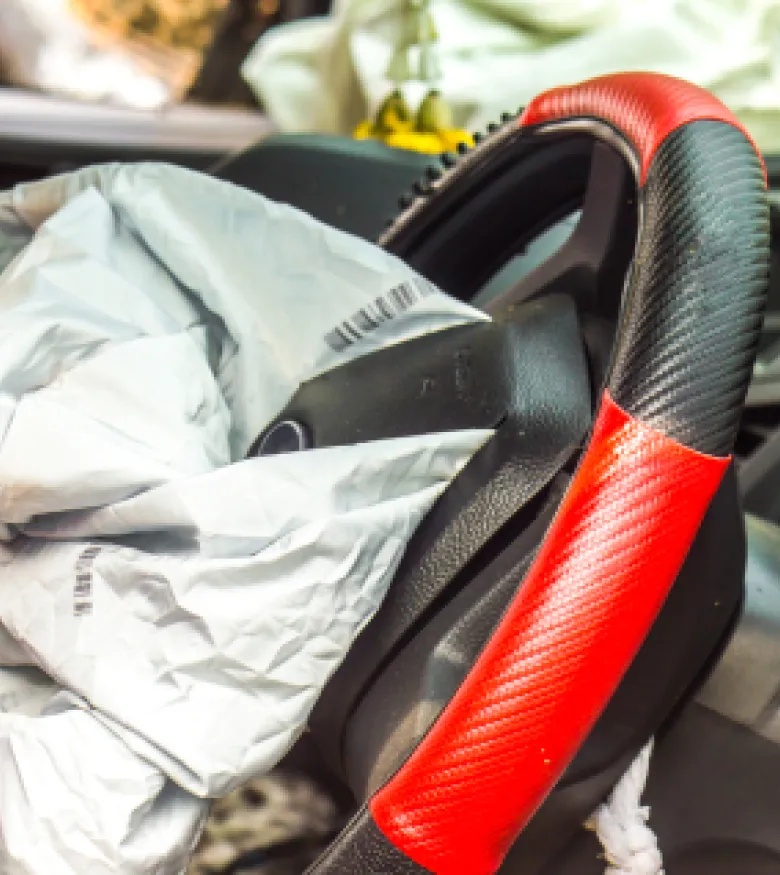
<box><xmin>311</xmin><ymin>73</ymin><xmax>770</xmax><ymax>875</ymax></box>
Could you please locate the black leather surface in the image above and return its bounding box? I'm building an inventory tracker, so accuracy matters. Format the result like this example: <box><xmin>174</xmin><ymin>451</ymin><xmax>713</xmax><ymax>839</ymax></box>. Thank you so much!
<box><xmin>307</xmin><ymin>806</ymin><xmax>429</xmax><ymax>874</ymax></box>
<box><xmin>306</xmin><ymin>293</ymin><xmax>593</xmax><ymax>772</ymax></box>
<box><xmin>252</xmin><ymin>319</ymin><xmax>508</xmax><ymax>453</ymax></box>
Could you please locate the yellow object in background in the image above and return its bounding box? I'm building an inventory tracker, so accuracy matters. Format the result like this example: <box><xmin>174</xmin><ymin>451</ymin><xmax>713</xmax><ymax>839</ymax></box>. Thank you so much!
<box><xmin>354</xmin><ymin>89</ymin><xmax>474</xmax><ymax>154</ymax></box>
<box><xmin>373</xmin><ymin>89</ymin><xmax>413</xmax><ymax>133</ymax></box>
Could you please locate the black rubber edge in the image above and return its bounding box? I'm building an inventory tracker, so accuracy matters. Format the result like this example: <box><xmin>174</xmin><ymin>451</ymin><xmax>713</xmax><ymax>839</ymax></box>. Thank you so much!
<box><xmin>306</xmin><ymin>805</ymin><xmax>429</xmax><ymax>874</ymax></box>
<box><xmin>378</xmin><ymin>111</ymin><xmax>522</xmax><ymax>244</ymax></box>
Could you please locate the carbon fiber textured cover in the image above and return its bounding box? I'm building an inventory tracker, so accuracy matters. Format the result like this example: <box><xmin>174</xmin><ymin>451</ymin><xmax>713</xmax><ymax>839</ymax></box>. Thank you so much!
<box><xmin>519</xmin><ymin>72</ymin><xmax>760</xmax><ymax>183</ymax></box>
<box><xmin>608</xmin><ymin>121</ymin><xmax>769</xmax><ymax>456</ymax></box>
<box><xmin>370</xmin><ymin>392</ymin><xmax>728</xmax><ymax>874</ymax></box>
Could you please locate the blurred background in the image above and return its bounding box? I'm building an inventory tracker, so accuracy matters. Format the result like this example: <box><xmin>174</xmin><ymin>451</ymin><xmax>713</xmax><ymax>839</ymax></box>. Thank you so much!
<box><xmin>2</xmin><ymin>1</ymin><xmax>780</xmax><ymax>152</ymax></box>
<box><xmin>0</xmin><ymin>0</ymin><xmax>312</xmax><ymax>109</ymax></box>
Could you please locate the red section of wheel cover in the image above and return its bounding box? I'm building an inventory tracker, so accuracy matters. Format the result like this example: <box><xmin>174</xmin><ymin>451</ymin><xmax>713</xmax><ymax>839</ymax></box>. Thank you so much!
<box><xmin>519</xmin><ymin>72</ymin><xmax>762</xmax><ymax>183</ymax></box>
<box><xmin>370</xmin><ymin>391</ymin><xmax>728</xmax><ymax>875</ymax></box>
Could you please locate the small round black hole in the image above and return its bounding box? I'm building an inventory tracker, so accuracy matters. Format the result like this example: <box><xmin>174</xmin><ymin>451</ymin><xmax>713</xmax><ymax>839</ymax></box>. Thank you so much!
<box><xmin>255</xmin><ymin>420</ymin><xmax>310</xmax><ymax>456</ymax></box>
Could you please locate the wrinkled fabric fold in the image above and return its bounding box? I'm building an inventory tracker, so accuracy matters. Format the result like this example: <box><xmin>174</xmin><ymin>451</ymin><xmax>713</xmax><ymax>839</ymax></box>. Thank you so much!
<box><xmin>0</xmin><ymin>163</ymin><xmax>492</xmax><ymax>874</ymax></box>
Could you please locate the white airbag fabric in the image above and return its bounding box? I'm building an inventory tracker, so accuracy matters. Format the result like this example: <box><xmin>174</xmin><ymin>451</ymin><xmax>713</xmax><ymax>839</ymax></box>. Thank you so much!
<box><xmin>0</xmin><ymin>163</ymin><xmax>492</xmax><ymax>874</ymax></box>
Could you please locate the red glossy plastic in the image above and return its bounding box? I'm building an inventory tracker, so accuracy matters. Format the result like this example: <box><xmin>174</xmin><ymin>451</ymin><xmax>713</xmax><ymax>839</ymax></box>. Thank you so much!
<box><xmin>519</xmin><ymin>71</ymin><xmax>763</xmax><ymax>183</ymax></box>
<box><xmin>371</xmin><ymin>391</ymin><xmax>728</xmax><ymax>875</ymax></box>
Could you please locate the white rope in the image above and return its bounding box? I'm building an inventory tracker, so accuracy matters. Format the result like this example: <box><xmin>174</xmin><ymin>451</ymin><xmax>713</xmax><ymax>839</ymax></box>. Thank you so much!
<box><xmin>586</xmin><ymin>740</ymin><xmax>665</xmax><ymax>875</ymax></box>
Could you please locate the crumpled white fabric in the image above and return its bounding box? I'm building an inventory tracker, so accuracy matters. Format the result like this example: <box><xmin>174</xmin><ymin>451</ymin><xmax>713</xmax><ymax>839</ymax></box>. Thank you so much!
<box><xmin>242</xmin><ymin>0</ymin><xmax>780</xmax><ymax>152</ymax></box>
<box><xmin>0</xmin><ymin>163</ymin><xmax>492</xmax><ymax>874</ymax></box>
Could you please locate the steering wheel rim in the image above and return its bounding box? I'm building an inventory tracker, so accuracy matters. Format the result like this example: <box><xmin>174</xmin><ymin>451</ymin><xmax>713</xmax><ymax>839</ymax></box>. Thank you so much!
<box><xmin>310</xmin><ymin>73</ymin><xmax>769</xmax><ymax>875</ymax></box>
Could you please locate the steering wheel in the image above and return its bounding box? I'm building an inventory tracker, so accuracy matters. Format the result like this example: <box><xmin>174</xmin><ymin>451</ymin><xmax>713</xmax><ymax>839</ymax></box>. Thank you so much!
<box><xmin>292</xmin><ymin>74</ymin><xmax>769</xmax><ymax>874</ymax></box>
